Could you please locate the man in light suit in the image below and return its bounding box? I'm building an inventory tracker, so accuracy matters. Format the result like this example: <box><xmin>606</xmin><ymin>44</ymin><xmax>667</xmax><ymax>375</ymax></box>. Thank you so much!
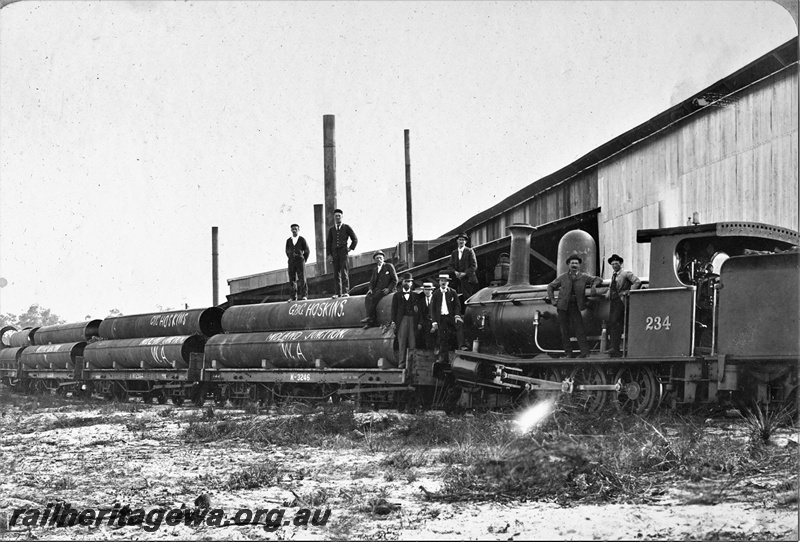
<box><xmin>390</xmin><ymin>272</ymin><xmax>419</xmax><ymax>368</ymax></box>
<box><xmin>430</xmin><ymin>273</ymin><xmax>465</xmax><ymax>362</ymax></box>
<box><xmin>605</xmin><ymin>254</ymin><xmax>641</xmax><ymax>357</ymax></box>
<box><xmin>546</xmin><ymin>255</ymin><xmax>602</xmax><ymax>358</ymax></box>
<box><xmin>362</xmin><ymin>250</ymin><xmax>398</xmax><ymax>328</ymax></box>
<box><xmin>326</xmin><ymin>208</ymin><xmax>358</xmax><ymax>297</ymax></box>
<box><xmin>447</xmin><ymin>233</ymin><xmax>478</xmax><ymax>312</ymax></box>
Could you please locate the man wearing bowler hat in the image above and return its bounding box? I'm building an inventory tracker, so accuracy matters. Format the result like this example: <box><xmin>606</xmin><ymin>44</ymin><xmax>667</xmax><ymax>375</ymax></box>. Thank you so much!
<box><xmin>546</xmin><ymin>255</ymin><xmax>602</xmax><ymax>358</ymax></box>
<box><xmin>448</xmin><ymin>232</ymin><xmax>478</xmax><ymax>312</ymax></box>
<box><xmin>416</xmin><ymin>281</ymin><xmax>437</xmax><ymax>350</ymax></box>
<box><xmin>431</xmin><ymin>273</ymin><xmax>466</xmax><ymax>362</ymax></box>
<box><xmin>605</xmin><ymin>254</ymin><xmax>641</xmax><ymax>357</ymax></box>
<box><xmin>326</xmin><ymin>208</ymin><xmax>358</xmax><ymax>297</ymax></box>
<box><xmin>390</xmin><ymin>272</ymin><xmax>419</xmax><ymax>368</ymax></box>
<box><xmin>362</xmin><ymin>250</ymin><xmax>397</xmax><ymax>328</ymax></box>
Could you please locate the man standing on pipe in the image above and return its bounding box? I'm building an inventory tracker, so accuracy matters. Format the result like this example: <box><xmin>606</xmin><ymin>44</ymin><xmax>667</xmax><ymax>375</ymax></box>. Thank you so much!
<box><xmin>326</xmin><ymin>209</ymin><xmax>358</xmax><ymax>298</ymax></box>
<box><xmin>286</xmin><ymin>223</ymin><xmax>311</xmax><ymax>302</ymax></box>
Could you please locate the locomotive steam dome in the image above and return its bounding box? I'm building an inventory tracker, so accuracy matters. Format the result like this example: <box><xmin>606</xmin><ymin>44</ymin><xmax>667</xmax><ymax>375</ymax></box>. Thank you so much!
<box><xmin>557</xmin><ymin>229</ymin><xmax>596</xmax><ymax>275</ymax></box>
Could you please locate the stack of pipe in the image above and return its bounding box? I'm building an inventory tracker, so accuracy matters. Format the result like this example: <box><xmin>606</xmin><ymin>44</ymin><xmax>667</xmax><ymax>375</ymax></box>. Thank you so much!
<box><xmin>205</xmin><ymin>295</ymin><xmax>397</xmax><ymax>369</ymax></box>
<box><xmin>8</xmin><ymin>321</ymin><xmax>101</xmax><ymax>370</ymax></box>
<box><xmin>83</xmin><ymin>308</ymin><xmax>222</xmax><ymax>370</ymax></box>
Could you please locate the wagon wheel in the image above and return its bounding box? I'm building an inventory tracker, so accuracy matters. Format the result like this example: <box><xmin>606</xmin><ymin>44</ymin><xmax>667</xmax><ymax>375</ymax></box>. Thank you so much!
<box><xmin>171</xmin><ymin>396</ymin><xmax>185</xmax><ymax>406</ymax></box>
<box><xmin>563</xmin><ymin>364</ymin><xmax>608</xmax><ymax>413</ymax></box>
<box><xmin>613</xmin><ymin>365</ymin><xmax>660</xmax><ymax>415</ymax></box>
<box><xmin>109</xmin><ymin>384</ymin><xmax>128</xmax><ymax>403</ymax></box>
<box><xmin>157</xmin><ymin>392</ymin><xmax>168</xmax><ymax>405</ymax></box>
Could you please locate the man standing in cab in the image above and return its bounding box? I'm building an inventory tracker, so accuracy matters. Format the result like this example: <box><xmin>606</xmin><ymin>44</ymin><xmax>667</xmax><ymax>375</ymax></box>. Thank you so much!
<box><xmin>448</xmin><ymin>233</ymin><xmax>478</xmax><ymax>311</ymax></box>
<box><xmin>326</xmin><ymin>208</ymin><xmax>358</xmax><ymax>298</ymax></box>
<box><xmin>285</xmin><ymin>223</ymin><xmax>311</xmax><ymax>302</ymax></box>
<box><xmin>390</xmin><ymin>272</ymin><xmax>419</xmax><ymax>369</ymax></box>
<box><xmin>430</xmin><ymin>273</ymin><xmax>465</xmax><ymax>363</ymax></box>
<box><xmin>362</xmin><ymin>250</ymin><xmax>397</xmax><ymax>328</ymax></box>
<box><xmin>605</xmin><ymin>254</ymin><xmax>641</xmax><ymax>357</ymax></box>
<box><xmin>546</xmin><ymin>255</ymin><xmax>602</xmax><ymax>358</ymax></box>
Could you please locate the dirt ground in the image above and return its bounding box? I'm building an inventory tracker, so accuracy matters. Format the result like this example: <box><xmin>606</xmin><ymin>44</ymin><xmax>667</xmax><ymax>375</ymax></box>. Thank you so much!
<box><xmin>0</xmin><ymin>397</ymin><xmax>797</xmax><ymax>541</ymax></box>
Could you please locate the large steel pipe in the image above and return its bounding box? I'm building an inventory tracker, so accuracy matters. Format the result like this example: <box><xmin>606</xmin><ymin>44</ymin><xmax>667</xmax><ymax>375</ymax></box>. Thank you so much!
<box><xmin>1</xmin><ymin>325</ymin><xmax>17</xmax><ymax>347</ymax></box>
<box><xmin>0</xmin><ymin>346</ymin><xmax>25</xmax><ymax>367</ymax></box>
<box><xmin>98</xmin><ymin>308</ymin><xmax>224</xmax><ymax>340</ymax></box>
<box><xmin>33</xmin><ymin>320</ymin><xmax>101</xmax><ymax>345</ymax></box>
<box><xmin>7</xmin><ymin>328</ymin><xmax>37</xmax><ymax>347</ymax></box>
<box><xmin>20</xmin><ymin>342</ymin><xmax>86</xmax><ymax>370</ymax></box>
<box><xmin>205</xmin><ymin>327</ymin><xmax>396</xmax><ymax>369</ymax></box>
<box><xmin>84</xmin><ymin>335</ymin><xmax>206</xmax><ymax>370</ymax></box>
<box><xmin>222</xmin><ymin>295</ymin><xmax>393</xmax><ymax>333</ymax></box>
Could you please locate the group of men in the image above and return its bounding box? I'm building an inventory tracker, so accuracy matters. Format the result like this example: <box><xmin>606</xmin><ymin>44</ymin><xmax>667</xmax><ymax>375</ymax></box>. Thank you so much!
<box><xmin>287</xmin><ymin>213</ymin><xmax>641</xmax><ymax>360</ymax></box>
<box><xmin>546</xmin><ymin>253</ymin><xmax>641</xmax><ymax>358</ymax></box>
<box><xmin>362</xmin><ymin>232</ymin><xmax>477</xmax><ymax>365</ymax></box>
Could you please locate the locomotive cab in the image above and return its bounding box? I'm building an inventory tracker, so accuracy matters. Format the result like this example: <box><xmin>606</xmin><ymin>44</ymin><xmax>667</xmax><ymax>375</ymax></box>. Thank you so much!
<box><xmin>634</xmin><ymin>222</ymin><xmax>799</xmax><ymax>359</ymax></box>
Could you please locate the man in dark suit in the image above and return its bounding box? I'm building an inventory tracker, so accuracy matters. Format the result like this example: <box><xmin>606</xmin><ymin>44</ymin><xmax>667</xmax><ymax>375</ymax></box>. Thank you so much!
<box><xmin>448</xmin><ymin>233</ymin><xmax>478</xmax><ymax>312</ymax></box>
<box><xmin>430</xmin><ymin>273</ymin><xmax>465</xmax><ymax>362</ymax></box>
<box><xmin>605</xmin><ymin>253</ymin><xmax>641</xmax><ymax>357</ymax></box>
<box><xmin>390</xmin><ymin>272</ymin><xmax>419</xmax><ymax>368</ymax></box>
<box><xmin>546</xmin><ymin>254</ymin><xmax>602</xmax><ymax>358</ymax></box>
<box><xmin>326</xmin><ymin>208</ymin><xmax>358</xmax><ymax>297</ymax></box>
<box><xmin>416</xmin><ymin>281</ymin><xmax>437</xmax><ymax>350</ymax></box>
<box><xmin>285</xmin><ymin>223</ymin><xmax>311</xmax><ymax>301</ymax></box>
<box><xmin>362</xmin><ymin>250</ymin><xmax>398</xmax><ymax>328</ymax></box>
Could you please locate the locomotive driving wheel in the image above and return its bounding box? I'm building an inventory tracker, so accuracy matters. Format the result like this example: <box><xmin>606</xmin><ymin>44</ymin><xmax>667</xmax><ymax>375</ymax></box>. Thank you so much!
<box><xmin>613</xmin><ymin>365</ymin><xmax>660</xmax><ymax>414</ymax></box>
<box><xmin>563</xmin><ymin>364</ymin><xmax>608</xmax><ymax>413</ymax></box>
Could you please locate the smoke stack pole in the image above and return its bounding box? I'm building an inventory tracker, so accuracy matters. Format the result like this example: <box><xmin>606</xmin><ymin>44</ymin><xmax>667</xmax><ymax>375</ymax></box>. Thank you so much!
<box><xmin>212</xmin><ymin>226</ymin><xmax>219</xmax><ymax>306</ymax></box>
<box><xmin>314</xmin><ymin>203</ymin><xmax>325</xmax><ymax>276</ymax></box>
<box><xmin>323</xmin><ymin>115</ymin><xmax>337</xmax><ymax>268</ymax></box>
<box><xmin>404</xmin><ymin>129</ymin><xmax>414</xmax><ymax>268</ymax></box>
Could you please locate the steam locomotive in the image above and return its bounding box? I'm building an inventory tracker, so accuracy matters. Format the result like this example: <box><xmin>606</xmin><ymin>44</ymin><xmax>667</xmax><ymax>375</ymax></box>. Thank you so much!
<box><xmin>1</xmin><ymin>220</ymin><xmax>798</xmax><ymax>415</ymax></box>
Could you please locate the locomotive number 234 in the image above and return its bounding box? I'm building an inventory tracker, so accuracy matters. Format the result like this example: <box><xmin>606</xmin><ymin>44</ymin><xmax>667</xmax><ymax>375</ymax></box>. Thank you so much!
<box><xmin>644</xmin><ymin>316</ymin><xmax>672</xmax><ymax>331</ymax></box>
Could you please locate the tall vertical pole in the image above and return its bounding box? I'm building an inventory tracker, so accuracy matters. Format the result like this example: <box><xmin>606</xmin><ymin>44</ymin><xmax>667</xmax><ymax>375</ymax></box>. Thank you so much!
<box><xmin>404</xmin><ymin>129</ymin><xmax>414</xmax><ymax>268</ymax></box>
<box><xmin>314</xmin><ymin>203</ymin><xmax>326</xmax><ymax>276</ymax></box>
<box><xmin>212</xmin><ymin>226</ymin><xmax>219</xmax><ymax>306</ymax></box>
<box><xmin>323</xmin><ymin>115</ymin><xmax>337</xmax><ymax>265</ymax></box>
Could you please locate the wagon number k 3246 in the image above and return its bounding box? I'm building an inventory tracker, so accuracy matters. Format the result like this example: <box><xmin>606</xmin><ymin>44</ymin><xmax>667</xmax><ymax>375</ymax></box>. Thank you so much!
<box><xmin>644</xmin><ymin>316</ymin><xmax>672</xmax><ymax>330</ymax></box>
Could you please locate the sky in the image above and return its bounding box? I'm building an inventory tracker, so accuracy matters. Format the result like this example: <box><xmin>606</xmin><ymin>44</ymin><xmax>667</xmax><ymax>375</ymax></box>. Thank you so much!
<box><xmin>0</xmin><ymin>0</ymin><xmax>796</xmax><ymax>323</ymax></box>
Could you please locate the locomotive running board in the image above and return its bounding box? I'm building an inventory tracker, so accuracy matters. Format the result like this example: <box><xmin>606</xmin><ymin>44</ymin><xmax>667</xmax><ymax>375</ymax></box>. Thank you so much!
<box><xmin>453</xmin><ymin>350</ymin><xmax>692</xmax><ymax>365</ymax></box>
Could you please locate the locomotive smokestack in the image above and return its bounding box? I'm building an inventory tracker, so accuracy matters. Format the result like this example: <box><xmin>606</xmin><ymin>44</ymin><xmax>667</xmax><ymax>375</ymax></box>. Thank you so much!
<box><xmin>323</xmin><ymin>115</ymin><xmax>337</xmax><ymax>238</ymax></box>
<box><xmin>506</xmin><ymin>223</ymin><xmax>536</xmax><ymax>286</ymax></box>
